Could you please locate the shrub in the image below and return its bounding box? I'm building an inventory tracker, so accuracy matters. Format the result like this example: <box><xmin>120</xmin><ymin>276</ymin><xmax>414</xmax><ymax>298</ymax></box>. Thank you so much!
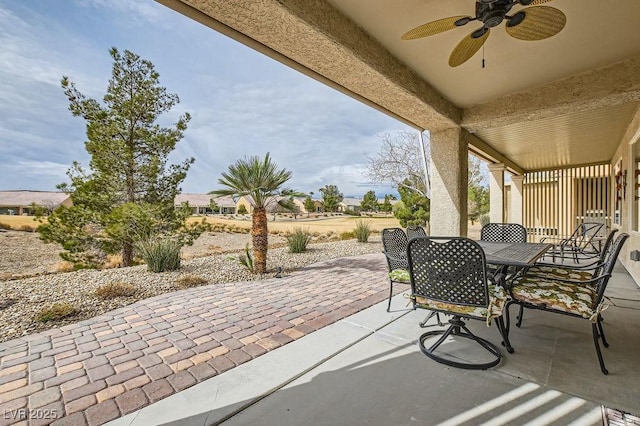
<box><xmin>340</xmin><ymin>231</ymin><xmax>355</xmax><ymax>240</ymax></box>
<box><xmin>0</xmin><ymin>222</ymin><xmax>10</xmax><ymax>230</ymax></box>
<box><xmin>95</xmin><ymin>282</ymin><xmax>137</xmax><ymax>299</ymax></box>
<box><xmin>237</xmin><ymin>205</ymin><xmax>248</xmax><ymax>214</ymax></box>
<box><xmin>54</xmin><ymin>261</ymin><xmax>75</xmax><ymax>272</ymax></box>
<box><xmin>176</xmin><ymin>275</ymin><xmax>208</xmax><ymax>288</ymax></box>
<box><xmin>354</xmin><ymin>220</ymin><xmax>371</xmax><ymax>242</ymax></box>
<box><xmin>479</xmin><ymin>214</ymin><xmax>491</xmax><ymax>227</ymax></box>
<box><xmin>102</xmin><ymin>254</ymin><xmax>123</xmax><ymax>269</ymax></box>
<box><xmin>238</xmin><ymin>243</ymin><xmax>254</xmax><ymax>273</ymax></box>
<box><xmin>36</xmin><ymin>303</ymin><xmax>79</xmax><ymax>323</ymax></box>
<box><xmin>19</xmin><ymin>225</ymin><xmax>36</xmax><ymax>232</ymax></box>
<box><xmin>137</xmin><ymin>237</ymin><xmax>182</xmax><ymax>272</ymax></box>
<box><xmin>228</xmin><ymin>243</ymin><xmax>255</xmax><ymax>273</ymax></box>
<box><xmin>286</xmin><ymin>228</ymin><xmax>312</xmax><ymax>253</ymax></box>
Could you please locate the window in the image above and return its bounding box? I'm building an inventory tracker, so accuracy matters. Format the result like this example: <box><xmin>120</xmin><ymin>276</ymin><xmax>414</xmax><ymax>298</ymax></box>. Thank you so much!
<box><xmin>633</xmin><ymin>142</ymin><xmax>640</xmax><ymax>231</ymax></box>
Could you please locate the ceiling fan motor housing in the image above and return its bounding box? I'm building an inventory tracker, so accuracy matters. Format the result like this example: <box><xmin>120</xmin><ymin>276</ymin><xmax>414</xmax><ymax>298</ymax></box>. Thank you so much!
<box><xmin>476</xmin><ymin>0</ymin><xmax>515</xmax><ymax>28</ymax></box>
<box><xmin>484</xmin><ymin>9</ymin><xmax>506</xmax><ymax>27</ymax></box>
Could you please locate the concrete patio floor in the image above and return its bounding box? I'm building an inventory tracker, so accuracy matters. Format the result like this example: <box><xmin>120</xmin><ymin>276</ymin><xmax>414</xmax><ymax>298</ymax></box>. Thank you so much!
<box><xmin>108</xmin><ymin>261</ymin><xmax>640</xmax><ymax>426</ymax></box>
<box><xmin>2</xmin><ymin>253</ymin><xmax>639</xmax><ymax>425</ymax></box>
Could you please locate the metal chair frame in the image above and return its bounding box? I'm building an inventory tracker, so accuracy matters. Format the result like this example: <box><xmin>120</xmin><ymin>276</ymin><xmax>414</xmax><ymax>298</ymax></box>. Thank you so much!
<box><xmin>480</xmin><ymin>223</ymin><xmax>528</xmax><ymax>244</ymax></box>
<box><xmin>381</xmin><ymin>228</ymin><xmax>409</xmax><ymax>312</ymax></box>
<box><xmin>407</xmin><ymin>236</ymin><xmax>513</xmax><ymax>370</ymax></box>
<box><xmin>515</xmin><ymin>229</ymin><xmax>619</xmax><ymax>328</ymax></box>
<box><xmin>406</xmin><ymin>225</ymin><xmax>427</xmax><ymax>240</ymax></box>
<box><xmin>506</xmin><ymin>233</ymin><xmax>629</xmax><ymax>375</ymax></box>
<box><xmin>542</xmin><ymin>222</ymin><xmax>605</xmax><ymax>263</ymax></box>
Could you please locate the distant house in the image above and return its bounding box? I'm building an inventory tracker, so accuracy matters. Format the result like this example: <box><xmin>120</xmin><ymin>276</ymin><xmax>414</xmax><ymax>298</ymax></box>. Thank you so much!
<box><xmin>214</xmin><ymin>195</ymin><xmax>237</xmax><ymax>214</ymax></box>
<box><xmin>236</xmin><ymin>195</ymin><xmax>307</xmax><ymax>215</ymax></box>
<box><xmin>312</xmin><ymin>200</ymin><xmax>325</xmax><ymax>213</ymax></box>
<box><xmin>338</xmin><ymin>198</ymin><xmax>363</xmax><ymax>213</ymax></box>
<box><xmin>0</xmin><ymin>190</ymin><xmax>71</xmax><ymax>215</ymax></box>
<box><xmin>174</xmin><ymin>194</ymin><xmax>236</xmax><ymax>215</ymax></box>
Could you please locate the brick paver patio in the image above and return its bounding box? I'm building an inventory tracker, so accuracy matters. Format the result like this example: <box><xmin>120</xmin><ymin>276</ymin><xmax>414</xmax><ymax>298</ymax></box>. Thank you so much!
<box><xmin>0</xmin><ymin>253</ymin><xmax>398</xmax><ymax>426</ymax></box>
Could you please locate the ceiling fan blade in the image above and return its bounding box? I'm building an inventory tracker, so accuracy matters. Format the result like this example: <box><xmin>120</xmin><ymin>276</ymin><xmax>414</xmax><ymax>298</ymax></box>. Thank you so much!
<box><xmin>519</xmin><ymin>0</ymin><xmax>555</xmax><ymax>4</ymax></box>
<box><xmin>448</xmin><ymin>28</ymin><xmax>490</xmax><ymax>67</ymax></box>
<box><xmin>506</xmin><ymin>6</ymin><xmax>566</xmax><ymax>41</ymax></box>
<box><xmin>402</xmin><ymin>16</ymin><xmax>469</xmax><ymax>40</ymax></box>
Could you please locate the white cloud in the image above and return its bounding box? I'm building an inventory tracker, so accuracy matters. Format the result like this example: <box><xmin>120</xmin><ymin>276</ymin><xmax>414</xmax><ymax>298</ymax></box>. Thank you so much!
<box><xmin>0</xmin><ymin>0</ymin><xmax>412</xmax><ymax>198</ymax></box>
<box><xmin>76</xmin><ymin>0</ymin><xmax>169</xmax><ymax>25</ymax></box>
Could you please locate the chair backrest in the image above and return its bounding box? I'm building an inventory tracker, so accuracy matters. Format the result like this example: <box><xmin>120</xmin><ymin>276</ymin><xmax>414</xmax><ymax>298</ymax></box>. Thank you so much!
<box><xmin>593</xmin><ymin>233</ymin><xmax>629</xmax><ymax>306</ymax></box>
<box><xmin>406</xmin><ymin>225</ymin><xmax>427</xmax><ymax>240</ymax></box>
<box><xmin>382</xmin><ymin>228</ymin><xmax>408</xmax><ymax>271</ymax></box>
<box><xmin>407</xmin><ymin>237</ymin><xmax>489</xmax><ymax>307</ymax></box>
<box><xmin>571</xmin><ymin>222</ymin><xmax>604</xmax><ymax>249</ymax></box>
<box><xmin>480</xmin><ymin>223</ymin><xmax>527</xmax><ymax>243</ymax></box>
<box><xmin>592</xmin><ymin>229</ymin><xmax>619</xmax><ymax>276</ymax></box>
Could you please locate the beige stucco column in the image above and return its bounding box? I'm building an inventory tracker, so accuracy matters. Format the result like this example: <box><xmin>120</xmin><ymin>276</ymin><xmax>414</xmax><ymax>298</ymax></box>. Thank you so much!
<box><xmin>510</xmin><ymin>174</ymin><xmax>524</xmax><ymax>224</ymax></box>
<box><xmin>430</xmin><ymin>128</ymin><xmax>468</xmax><ymax>236</ymax></box>
<box><xmin>488</xmin><ymin>163</ymin><xmax>506</xmax><ymax>223</ymax></box>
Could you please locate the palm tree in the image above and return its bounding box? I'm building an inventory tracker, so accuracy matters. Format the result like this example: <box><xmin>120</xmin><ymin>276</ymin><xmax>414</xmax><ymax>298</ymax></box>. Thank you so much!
<box><xmin>211</xmin><ymin>153</ymin><xmax>299</xmax><ymax>274</ymax></box>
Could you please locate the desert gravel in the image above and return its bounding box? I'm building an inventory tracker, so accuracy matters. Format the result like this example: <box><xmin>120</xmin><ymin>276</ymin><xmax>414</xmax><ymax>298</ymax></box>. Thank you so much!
<box><xmin>0</xmin><ymin>230</ymin><xmax>382</xmax><ymax>342</ymax></box>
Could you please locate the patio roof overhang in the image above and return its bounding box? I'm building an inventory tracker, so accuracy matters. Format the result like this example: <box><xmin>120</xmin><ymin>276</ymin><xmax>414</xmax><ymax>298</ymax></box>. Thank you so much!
<box><xmin>157</xmin><ymin>0</ymin><xmax>640</xmax><ymax>175</ymax></box>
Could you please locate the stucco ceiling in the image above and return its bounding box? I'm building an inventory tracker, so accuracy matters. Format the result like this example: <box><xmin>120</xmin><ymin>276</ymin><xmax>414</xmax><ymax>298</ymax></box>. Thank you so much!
<box><xmin>327</xmin><ymin>0</ymin><xmax>640</xmax><ymax>108</ymax></box>
<box><xmin>158</xmin><ymin>0</ymin><xmax>640</xmax><ymax>172</ymax></box>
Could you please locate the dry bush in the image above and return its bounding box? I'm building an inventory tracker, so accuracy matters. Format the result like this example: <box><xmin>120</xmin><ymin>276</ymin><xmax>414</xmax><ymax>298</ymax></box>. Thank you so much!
<box><xmin>19</xmin><ymin>225</ymin><xmax>35</xmax><ymax>232</ymax></box>
<box><xmin>95</xmin><ymin>282</ymin><xmax>137</xmax><ymax>299</ymax></box>
<box><xmin>35</xmin><ymin>303</ymin><xmax>80</xmax><ymax>323</ymax></box>
<box><xmin>102</xmin><ymin>254</ymin><xmax>123</xmax><ymax>269</ymax></box>
<box><xmin>340</xmin><ymin>231</ymin><xmax>355</xmax><ymax>240</ymax></box>
<box><xmin>54</xmin><ymin>261</ymin><xmax>75</xmax><ymax>273</ymax></box>
<box><xmin>176</xmin><ymin>275</ymin><xmax>208</xmax><ymax>288</ymax></box>
<box><xmin>0</xmin><ymin>222</ymin><xmax>11</xmax><ymax>230</ymax></box>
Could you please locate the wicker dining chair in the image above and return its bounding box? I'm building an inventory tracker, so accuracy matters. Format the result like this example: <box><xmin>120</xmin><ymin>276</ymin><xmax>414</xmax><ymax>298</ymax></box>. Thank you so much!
<box><xmin>406</xmin><ymin>225</ymin><xmax>427</xmax><ymax>240</ymax></box>
<box><xmin>480</xmin><ymin>223</ymin><xmax>527</xmax><ymax>244</ymax></box>
<box><xmin>407</xmin><ymin>236</ymin><xmax>513</xmax><ymax>370</ymax></box>
<box><xmin>541</xmin><ymin>222</ymin><xmax>604</xmax><ymax>263</ymax></box>
<box><xmin>480</xmin><ymin>222</ymin><xmax>528</xmax><ymax>280</ymax></box>
<box><xmin>513</xmin><ymin>229</ymin><xmax>619</xmax><ymax>328</ymax></box>
<box><xmin>506</xmin><ymin>233</ymin><xmax>629</xmax><ymax>375</ymax></box>
<box><xmin>381</xmin><ymin>228</ymin><xmax>410</xmax><ymax>312</ymax></box>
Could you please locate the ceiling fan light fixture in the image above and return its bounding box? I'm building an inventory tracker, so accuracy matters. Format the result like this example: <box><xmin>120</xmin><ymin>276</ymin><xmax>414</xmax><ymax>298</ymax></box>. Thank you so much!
<box><xmin>507</xmin><ymin>11</ymin><xmax>526</xmax><ymax>27</ymax></box>
<box><xmin>471</xmin><ymin>27</ymin><xmax>489</xmax><ymax>39</ymax></box>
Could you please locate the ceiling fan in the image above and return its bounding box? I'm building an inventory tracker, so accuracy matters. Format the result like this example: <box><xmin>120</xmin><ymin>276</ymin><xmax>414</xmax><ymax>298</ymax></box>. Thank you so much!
<box><xmin>402</xmin><ymin>0</ymin><xmax>566</xmax><ymax>67</ymax></box>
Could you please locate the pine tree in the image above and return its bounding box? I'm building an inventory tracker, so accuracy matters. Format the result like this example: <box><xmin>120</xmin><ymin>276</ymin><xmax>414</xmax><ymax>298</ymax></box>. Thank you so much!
<box><xmin>38</xmin><ymin>48</ymin><xmax>206</xmax><ymax>267</ymax></box>
<box><xmin>319</xmin><ymin>185</ymin><xmax>343</xmax><ymax>212</ymax></box>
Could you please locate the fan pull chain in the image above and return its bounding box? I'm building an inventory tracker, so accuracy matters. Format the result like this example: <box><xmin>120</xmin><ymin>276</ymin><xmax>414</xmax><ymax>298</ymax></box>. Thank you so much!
<box><xmin>482</xmin><ymin>44</ymin><xmax>485</xmax><ymax>68</ymax></box>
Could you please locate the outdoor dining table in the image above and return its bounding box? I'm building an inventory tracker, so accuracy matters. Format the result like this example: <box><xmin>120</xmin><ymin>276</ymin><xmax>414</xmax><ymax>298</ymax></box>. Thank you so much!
<box><xmin>476</xmin><ymin>241</ymin><xmax>554</xmax><ymax>268</ymax></box>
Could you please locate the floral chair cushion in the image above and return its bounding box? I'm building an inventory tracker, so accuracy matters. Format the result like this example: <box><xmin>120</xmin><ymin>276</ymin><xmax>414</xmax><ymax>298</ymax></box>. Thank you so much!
<box><xmin>414</xmin><ymin>284</ymin><xmax>507</xmax><ymax>322</ymax></box>
<box><xmin>525</xmin><ymin>265</ymin><xmax>594</xmax><ymax>283</ymax></box>
<box><xmin>511</xmin><ymin>275</ymin><xmax>598</xmax><ymax>319</ymax></box>
<box><xmin>389</xmin><ymin>268</ymin><xmax>410</xmax><ymax>283</ymax></box>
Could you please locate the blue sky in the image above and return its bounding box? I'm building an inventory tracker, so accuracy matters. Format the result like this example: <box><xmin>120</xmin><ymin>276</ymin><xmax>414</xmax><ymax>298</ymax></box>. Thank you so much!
<box><xmin>0</xmin><ymin>0</ymin><xmax>414</xmax><ymax>197</ymax></box>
